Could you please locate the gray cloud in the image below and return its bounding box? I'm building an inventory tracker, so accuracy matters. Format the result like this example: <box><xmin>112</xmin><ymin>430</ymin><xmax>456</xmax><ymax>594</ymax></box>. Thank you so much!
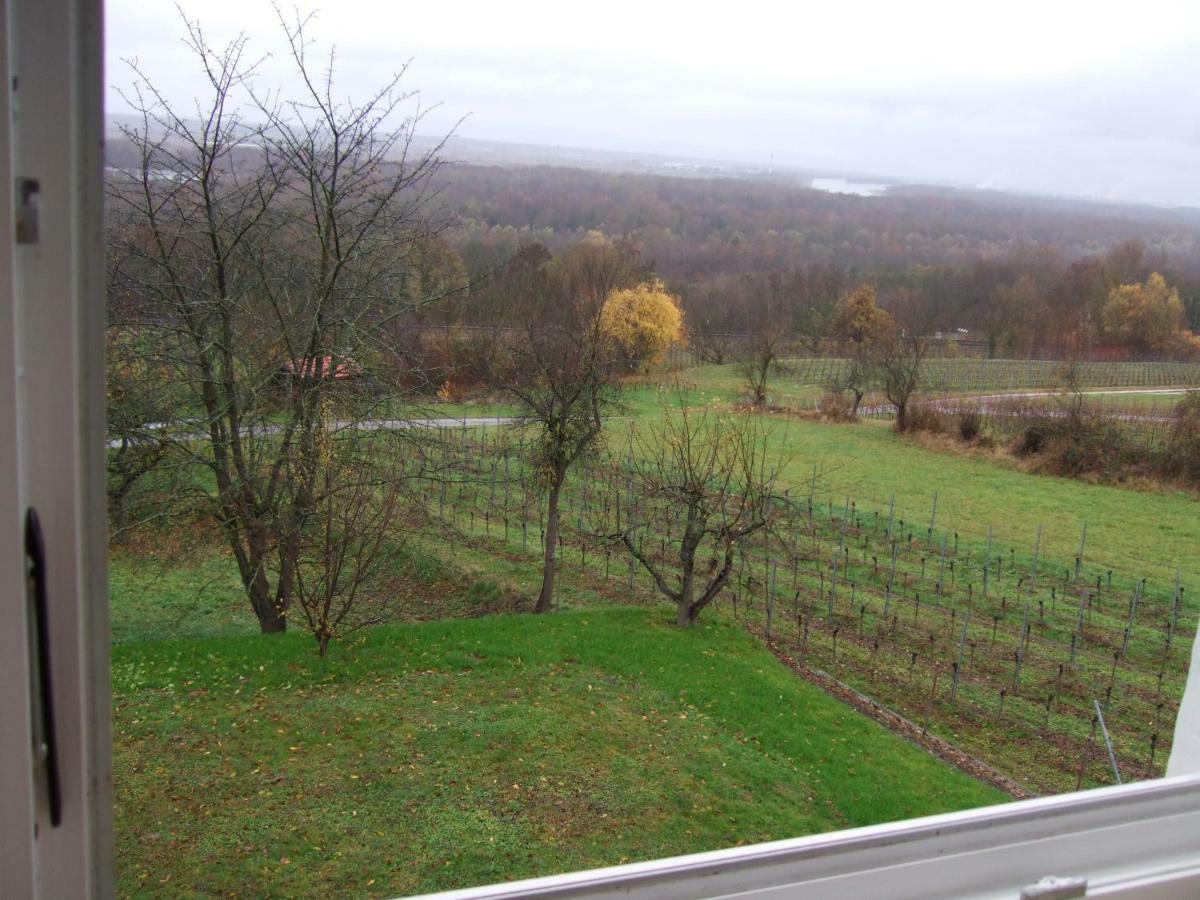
<box><xmin>106</xmin><ymin>0</ymin><xmax>1200</xmax><ymax>208</ymax></box>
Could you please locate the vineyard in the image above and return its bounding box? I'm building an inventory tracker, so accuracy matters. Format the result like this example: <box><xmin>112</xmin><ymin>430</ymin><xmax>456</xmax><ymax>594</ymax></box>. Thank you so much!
<box><xmin>404</xmin><ymin>420</ymin><xmax>1196</xmax><ymax>796</ymax></box>
<box><xmin>667</xmin><ymin>356</ymin><xmax>1200</xmax><ymax>400</ymax></box>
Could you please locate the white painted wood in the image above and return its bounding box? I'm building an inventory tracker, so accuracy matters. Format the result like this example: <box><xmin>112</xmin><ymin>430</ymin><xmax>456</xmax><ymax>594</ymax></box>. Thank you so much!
<box><xmin>0</xmin><ymin>0</ymin><xmax>111</xmax><ymax>895</ymax></box>
<box><xmin>410</xmin><ymin>776</ymin><xmax>1200</xmax><ymax>900</ymax></box>
<box><xmin>0</xmin><ymin>0</ymin><xmax>38</xmax><ymax>893</ymax></box>
<box><xmin>1167</xmin><ymin>622</ymin><xmax>1200</xmax><ymax>776</ymax></box>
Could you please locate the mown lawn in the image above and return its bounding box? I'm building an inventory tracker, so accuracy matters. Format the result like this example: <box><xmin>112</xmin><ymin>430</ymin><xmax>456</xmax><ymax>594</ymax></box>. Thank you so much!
<box><xmin>112</xmin><ymin>608</ymin><xmax>1004</xmax><ymax>897</ymax></box>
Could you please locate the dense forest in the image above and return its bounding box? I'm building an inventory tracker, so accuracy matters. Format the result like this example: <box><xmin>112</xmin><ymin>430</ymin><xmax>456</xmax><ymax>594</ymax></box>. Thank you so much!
<box><xmin>105</xmin><ymin>127</ymin><xmax>1200</xmax><ymax>358</ymax></box>
<box><xmin>425</xmin><ymin>163</ymin><xmax>1200</xmax><ymax>358</ymax></box>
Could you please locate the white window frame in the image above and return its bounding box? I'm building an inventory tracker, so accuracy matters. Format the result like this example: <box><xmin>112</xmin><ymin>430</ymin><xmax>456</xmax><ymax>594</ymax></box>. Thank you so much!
<box><xmin>1</xmin><ymin>1</ymin><xmax>1198</xmax><ymax>896</ymax></box>
<box><xmin>0</xmin><ymin>0</ymin><xmax>111</xmax><ymax>895</ymax></box>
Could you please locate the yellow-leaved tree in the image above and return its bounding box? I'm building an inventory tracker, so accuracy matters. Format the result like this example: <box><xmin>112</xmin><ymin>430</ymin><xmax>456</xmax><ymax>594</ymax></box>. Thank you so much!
<box><xmin>1102</xmin><ymin>272</ymin><xmax>1200</xmax><ymax>356</ymax></box>
<box><xmin>599</xmin><ymin>279</ymin><xmax>686</xmax><ymax>371</ymax></box>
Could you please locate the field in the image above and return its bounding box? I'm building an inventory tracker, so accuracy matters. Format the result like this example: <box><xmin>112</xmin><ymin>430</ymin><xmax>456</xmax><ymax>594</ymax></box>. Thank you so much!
<box><xmin>110</xmin><ymin>357</ymin><xmax>1200</xmax><ymax>894</ymax></box>
<box><xmin>362</xmin><ymin>409</ymin><xmax>1194</xmax><ymax>792</ymax></box>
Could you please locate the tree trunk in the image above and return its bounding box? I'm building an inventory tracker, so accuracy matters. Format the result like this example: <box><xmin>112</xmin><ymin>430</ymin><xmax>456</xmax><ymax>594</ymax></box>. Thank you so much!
<box><xmin>251</xmin><ymin>585</ymin><xmax>287</xmax><ymax>633</ymax></box>
<box><xmin>536</xmin><ymin>475</ymin><xmax>563</xmax><ymax>613</ymax></box>
<box><xmin>851</xmin><ymin>389</ymin><xmax>864</xmax><ymax>416</ymax></box>
<box><xmin>676</xmin><ymin>602</ymin><xmax>694</xmax><ymax>627</ymax></box>
<box><xmin>896</xmin><ymin>401</ymin><xmax>908</xmax><ymax>432</ymax></box>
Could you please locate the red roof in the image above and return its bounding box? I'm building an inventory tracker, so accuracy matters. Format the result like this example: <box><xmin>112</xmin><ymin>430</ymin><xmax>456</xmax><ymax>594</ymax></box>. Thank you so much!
<box><xmin>281</xmin><ymin>356</ymin><xmax>361</xmax><ymax>380</ymax></box>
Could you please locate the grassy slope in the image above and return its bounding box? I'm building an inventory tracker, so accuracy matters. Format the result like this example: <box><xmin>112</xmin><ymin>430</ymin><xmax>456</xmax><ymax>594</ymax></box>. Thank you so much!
<box><xmin>112</xmin><ymin>608</ymin><xmax>1002</xmax><ymax>898</ymax></box>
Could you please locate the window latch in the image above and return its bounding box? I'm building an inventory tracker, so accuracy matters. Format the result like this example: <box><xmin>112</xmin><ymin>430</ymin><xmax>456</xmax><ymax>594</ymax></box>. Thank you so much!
<box><xmin>25</xmin><ymin>508</ymin><xmax>62</xmax><ymax>828</ymax></box>
<box><xmin>15</xmin><ymin>176</ymin><xmax>39</xmax><ymax>244</ymax></box>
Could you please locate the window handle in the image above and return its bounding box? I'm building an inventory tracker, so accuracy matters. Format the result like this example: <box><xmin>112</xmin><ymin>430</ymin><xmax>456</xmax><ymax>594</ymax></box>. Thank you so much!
<box><xmin>25</xmin><ymin>508</ymin><xmax>61</xmax><ymax>828</ymax></box>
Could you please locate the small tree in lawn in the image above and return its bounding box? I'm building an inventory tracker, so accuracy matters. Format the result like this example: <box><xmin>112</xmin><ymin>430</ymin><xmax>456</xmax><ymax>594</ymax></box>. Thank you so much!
<box><xmin>291</xmin><ymin>425</ymin><xmax>410</xmax><ymax>656</ymax></box>
<box><xmin>879</xmin><ymin>331</ymin><xmax>929</xmax><ymax>431</ymax></box>
<box><xmin>107</xmin><ymin>10</ymin><xmax>455</xmax><ymax>633</ymax></box>
<box><xmin>737</xmin><ymin>325</ymin><xmax>784</xmax><ymax>408</ymax></box>
<box><xmin>481</xmin><ymin>234</ymin><xmax>643</xmax><ymax>612</ymax></box>
<box><xmin>620</xmin><ymin>401</ymin><xmax>781</xmax><ymax>627</ymax></box>
<box><xmin>830</xmin><ymin>284</ymin><xmax>893</xmax><ymax>416</ymax></box>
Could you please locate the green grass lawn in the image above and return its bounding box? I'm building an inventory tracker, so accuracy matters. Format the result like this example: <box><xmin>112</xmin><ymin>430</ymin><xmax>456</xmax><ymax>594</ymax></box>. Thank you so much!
<box><xmin>112</xmin><ymin>607</ymin><xmax>1004</xmax><ymax>898</ymax></box>
<box><xmin>749</xmin><ymin>415</ymin><xmax>1199</xmax><ymax>598</ymax></box>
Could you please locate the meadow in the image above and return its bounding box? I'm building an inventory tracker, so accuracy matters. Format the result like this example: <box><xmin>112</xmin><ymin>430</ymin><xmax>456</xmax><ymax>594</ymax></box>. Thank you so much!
<box><xmin>109</xmin><ymin>357</ymin><xmax>1200</xmax><ymax>895</ymax></box>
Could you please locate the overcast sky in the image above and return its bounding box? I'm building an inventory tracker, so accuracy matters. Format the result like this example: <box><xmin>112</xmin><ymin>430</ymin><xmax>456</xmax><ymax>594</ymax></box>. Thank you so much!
<box><xmin>107</xmin><ymin>0</ymin><xmax>1200</xmax><ymax>208</ymax></box>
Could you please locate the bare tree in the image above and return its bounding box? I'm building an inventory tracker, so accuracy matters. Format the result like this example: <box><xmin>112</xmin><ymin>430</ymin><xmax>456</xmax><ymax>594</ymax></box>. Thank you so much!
<box><xmin>691</xmin><ymin>329</ymin><xmax>733</xmax><ymax>365</ymax></box>
<box><xmin>107</xmin><ymin>10</ymin><xmax>454</xmax><ymax>633</ymax></box>
<box><xmin>619</xmin><ymin>401</ymin><xmax>781</xmax><ymax>627</ymax></box>
<box><xmin>291</xmin><ymin>428</ymin><xmax>409</xmax><ymax>656</ymax></box>
<box><xmin>737</xmin><ymin>326</ymin><xmax>784</xmax><ymax>408</ymax></box>
<box><xmin>479</xmin><ymin>235</ymin><xmax>641</xmax><ymax>612</ymax></box>
<box><xmin>878</xmin><ymin>333</ymin><xmax>929</xmax><ymax>431</ymax></box>
<box><xmin>828</xmin><ymin>354</ymin><xmax>874</xmax><ymax>417</ymax></box>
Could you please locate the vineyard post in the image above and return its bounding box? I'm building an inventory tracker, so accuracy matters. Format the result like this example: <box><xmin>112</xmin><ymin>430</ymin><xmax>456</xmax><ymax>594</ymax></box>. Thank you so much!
<box><xmin>1076</xmin><ymin>716</ymin><xmax>1099</xmax><ymax>790</ymax></box>
<box><xmin>936</xmin><ymin>534</ymin><xmax>948</xmax><ymax>594</ymax></box>
<box><xmin>626</xmin><ymin>473</ymin><xmax>636</xmax><ymax>591</ymax></box>
<box><xmin>1021</xmin><ymin>600</ymin><xmax>1031</xmax><ymax>654</ymax></box>
<box><xmin>1075</xmin><ymin>521</ymin><xmax>1088</xmax><ymax>583</ymax></box>
<box><xmin>487</xmin><ymin>459</ymin><xmax>496</xmax><ymax>537</ymax></box>
<box><xmin>503</xmin><ymin>453</ymin><xmax>511</xmax><ymax>540</ymax></box>
<box><xmin>983</xmin><ymin>526</ymin><xmax>992</xmax><ymax>597</ymax></box>
<box><xmin>1094</xmin><ymin>699</ymin><xmax>1122</xmax><ymax>784</ymax></box>
<box><xmin>951</xmin><ymin>611</ymin><xmax>969</xmax><ymax>703</ymax></box>
<box><xmin>1029</xmin><ymin>524</ymin><xmax>1042</xmax><ymax>592</ymax></box>
<box><xmin>767</xmin><ymin>559</ymin><xmax>777</xmax><ymax>639</ymax></box>
<box><xmin>1121</xmin><ymin>580</ymin><xmax>1142</xmax><ymax>657</ymax></box>
<box><xmin>1171</xmin><ymin>569</ymin><xmax>1182</xmax><ymax>636</ymax></box>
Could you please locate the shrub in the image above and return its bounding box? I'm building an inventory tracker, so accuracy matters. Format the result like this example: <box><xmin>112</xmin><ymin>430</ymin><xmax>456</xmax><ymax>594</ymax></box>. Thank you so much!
<box><xmin>1015</xmin><ymin>426</ymin><xmax>1046</xmax><ymax>455</ymax></box>
<box><xmin>957</xmin><ymin>406</ymin><xmax>982</xmax><ymax>442</ymax></box>
<box><xmin>904</xmin><ymin>404</ymin><xmax>944</xmax><ymax>434</ymax></box>
<box><xmin>1164</xmin><ymin>390</ymin><xmax>1200</xmax><ymax>479</ymax></box>
<box><xmin>817</xmin><ymin>392</ymin><xmax>857</xmax><ymax>422</ymax></box>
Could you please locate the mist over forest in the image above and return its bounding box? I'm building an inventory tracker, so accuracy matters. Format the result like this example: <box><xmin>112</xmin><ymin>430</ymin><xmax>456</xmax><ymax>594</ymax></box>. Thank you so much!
<box><xmin>427</xmin><ymin>159</ymin><xmax>1200</xmax><ymax>357</ymax></box>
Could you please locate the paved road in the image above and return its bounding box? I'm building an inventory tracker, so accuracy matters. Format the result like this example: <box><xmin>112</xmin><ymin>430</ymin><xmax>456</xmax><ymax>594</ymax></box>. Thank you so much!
<box><xmin>107</xmin><ymin>416</ymin><xmax>520</xmax><ymax>449</ymax></box>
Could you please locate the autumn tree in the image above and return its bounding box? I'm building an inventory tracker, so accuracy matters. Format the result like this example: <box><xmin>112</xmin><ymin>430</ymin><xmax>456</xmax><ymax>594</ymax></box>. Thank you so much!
<box><xmin>1102</xmin><ymin>272</ymin><xmax>1200</xmax><ymax>357</ymax></box>
<box><xmin>830</xmin><ymin>284</ymin><xmax>892</xmax><ymax>415</ymax></box>
<box><xmin>618</xmin><ymin>401</ymin><xmax>780</xmax><ymax>627</ymax></box>
<box><xmin>107</xmin><ymin>11</ymin><xmax>452</xmax><ymax>633</ymax></box>
<box><xmin>599</xmin><ymin>279</ymin><xmax>685</xmax><ymax>371</ymax></box>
